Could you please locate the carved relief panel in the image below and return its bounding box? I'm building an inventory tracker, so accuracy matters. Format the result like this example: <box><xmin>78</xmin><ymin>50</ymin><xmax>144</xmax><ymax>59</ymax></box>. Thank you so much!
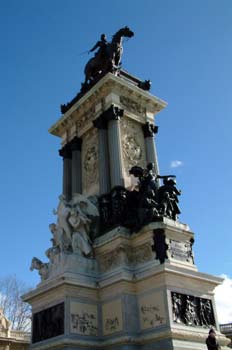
<box><xmin>70</xmin><ymin>301</ymin><xmax>98</xmax><ymax>336</ymax></box>
<box><xmin>102</xmin><ymin>299</ymin><xmax>123</xmax><ymax>335</ymax></box>
<box><xmin>120</xmin><ymin>117</ymin><xmax>146</xmax><ymax>188</ymax></box>
<box><xmin>82</xmin><ymin>127</ymin><xmax>99</xmax><ymax>196</ymax></box>
<box><xmin>171</xmin><ymin>291</ymin><xmax>215</xmax><ymax>328</ymax></box>
<box><xmin>138</xmin><ymin>291</ymin><xmax>167</xmax><ymax>330</ymax></box>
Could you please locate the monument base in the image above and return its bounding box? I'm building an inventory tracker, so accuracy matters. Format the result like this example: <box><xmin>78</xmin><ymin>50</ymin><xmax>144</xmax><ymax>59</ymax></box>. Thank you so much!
<box><xmin>23</xmin><ymin>219</ymin><xmax>230</xmax><ymax>350</ymax></box>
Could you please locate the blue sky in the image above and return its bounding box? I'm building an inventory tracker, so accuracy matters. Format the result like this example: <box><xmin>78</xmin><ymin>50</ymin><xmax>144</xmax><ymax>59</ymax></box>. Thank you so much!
<box><xmin>0</xmin><ymin>0</ymin><xmax>232</xmax><ymax>300</ymax></box>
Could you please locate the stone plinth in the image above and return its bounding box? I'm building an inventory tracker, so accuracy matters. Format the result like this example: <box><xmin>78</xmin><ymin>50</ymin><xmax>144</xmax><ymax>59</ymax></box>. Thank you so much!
<box><xmin>23</xmin><ymin>219</ymin><xmax>229</xmax><ymax>350</ymax></box>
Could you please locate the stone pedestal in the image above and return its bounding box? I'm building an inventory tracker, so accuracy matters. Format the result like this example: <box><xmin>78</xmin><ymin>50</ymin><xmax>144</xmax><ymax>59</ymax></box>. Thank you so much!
<box><xmin>23</xmin><ymin>219</ymin><xmax>229</xmax><ymax>350</ymax></box>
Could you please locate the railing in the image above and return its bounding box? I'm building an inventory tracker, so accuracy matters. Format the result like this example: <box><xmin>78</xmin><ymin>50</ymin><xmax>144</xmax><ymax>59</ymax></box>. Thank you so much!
<box><xmin>9</xmin><ymin>330</ymin><xmax>30</xmax><ymax>342</ymax></box>
<box><xmin>0</xmin><ymin>330</ymin><xmax>8</xmax><ymax>338</ymax></box>
<box><xmin>220</xmin><ymin>323</ymin><xmax>232</xmax><ymax>334</ymax></box>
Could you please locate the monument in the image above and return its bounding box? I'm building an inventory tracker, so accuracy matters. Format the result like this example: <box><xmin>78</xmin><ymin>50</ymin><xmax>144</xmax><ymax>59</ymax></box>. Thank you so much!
<box><xmin>23</xmin><ymin>27</ymin><xmax>229</xmax><ymax>350</ymax></box>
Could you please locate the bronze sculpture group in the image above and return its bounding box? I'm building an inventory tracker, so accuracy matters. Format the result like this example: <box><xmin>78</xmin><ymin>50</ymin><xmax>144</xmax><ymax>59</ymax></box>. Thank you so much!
<box><xmin>171</xmin><ymin>292</ymin><xmax>216</xmax><ymax>329</ymax></box>
<box><xmin>99</xmin><ymin>163</ymin><xmax>181</xmax><ymax>233</ymax></box>
<box><xmin>128</xmin><ymin>163</ymin><xmax>181</xmax><ymax>230</ymax></box>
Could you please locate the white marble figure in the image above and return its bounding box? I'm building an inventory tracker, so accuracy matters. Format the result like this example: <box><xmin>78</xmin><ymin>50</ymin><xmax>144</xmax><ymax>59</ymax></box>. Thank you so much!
<box><xmin>45</xmin><ymin>237</ymin><xmax>60</xmax><ymax>263</ymax></box>
<box><xmin>54</xmin><ymin>195</ymin><xmax>73</xmax><ymax>243</ymax></box>
<box><xmin>30</xmin><ymin>194</ymin><xmax>99</xmax><ymax>280</ymax></box>
<box><xmin>48</xmin><ymin>222</ymin><xmax>70</xmax><ymax>252</ymax></box>
<box><xmin>0</xmin><ymin>308</ymin><xmax>11</xmax><ymax>331</ymax></box>
<box><xmin>30</xmin><ymin>257</ymin><xmax>49</xmax><ymax>280</ymax></box>
<box><xmin>68</xmin><ymin>208</ymin><xmax>92</xmax><ymax>256</ymax></box>
<box><xmin>52</xmin><ymin>193</ymin><xmax>99</xmax><ymax>257</ymax></box>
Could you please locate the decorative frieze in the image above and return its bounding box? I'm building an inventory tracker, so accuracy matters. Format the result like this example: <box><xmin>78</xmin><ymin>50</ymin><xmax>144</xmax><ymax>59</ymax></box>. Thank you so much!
<box><xmin>120</xmin><ymin>95</ymin><xmax>146</xmax><ymax>117</ymax></box>
<box><xmin>97</xmin><ymin>242</ymin><xmax>153</xmax><ymax>273</ymax></box>
<box><xmin>76</xmin><ymin>106</ymin><xmax>96</xmax><ymax>135</ymax></box>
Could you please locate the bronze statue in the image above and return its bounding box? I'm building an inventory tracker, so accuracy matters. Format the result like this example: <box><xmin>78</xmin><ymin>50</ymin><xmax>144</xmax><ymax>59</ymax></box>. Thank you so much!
<box><xmin>84</xmin><ymin>26</ymin><xmax>134</xmax><ymax>85</ymax></box>
<box><xmin>172</xmin><ymin>293</ymin><xmax>182</xmax><ymax>323</ymax></box>
<box><xmin>61</xmin><ymin>27</ymin><xmax>153</xmax><ymax>114</ymax></box>
<box><xmin>157</xmin><ymin>177</ymin><xmax>181</xmax><ymax>220</ymax></box>
<box><xmin>88</xmin><ymin>34</ymin><xmax>108</xmax><ymax>59</ymax></box>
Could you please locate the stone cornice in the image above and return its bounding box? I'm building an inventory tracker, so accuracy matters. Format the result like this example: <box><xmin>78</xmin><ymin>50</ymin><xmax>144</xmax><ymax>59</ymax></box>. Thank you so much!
<box><xmin>49</xmin><ymin>73</ymin><xmax>167</xmax><ymax>140</ymax></box>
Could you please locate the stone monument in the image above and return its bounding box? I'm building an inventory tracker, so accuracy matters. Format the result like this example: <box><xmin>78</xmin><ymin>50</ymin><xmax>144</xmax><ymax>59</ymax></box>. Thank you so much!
<box><xmin>23</xmin><ymin>27</ymin><xmax>229</xmax><ymax>350</ymax></box>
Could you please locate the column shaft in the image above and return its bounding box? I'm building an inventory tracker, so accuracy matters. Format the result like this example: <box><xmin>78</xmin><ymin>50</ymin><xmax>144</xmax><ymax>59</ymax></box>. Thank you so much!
<box><xmin>72</xmin><ymin>150</ymin><xmax>82</xmax><ymax>194</ymax></box>
<box><xmin>59</xmin><ymin>145</ymin><xmax>72</xmax><ymax>201</ymax></box>
<box><xmin>98</xmin><ymin>128</ymin><xmax>110</xmax><ymax>194</ymax></box>
<box><xmin>143</xmin><ymin>122</ymin><xmax>160</xmax><ymax>186</ymax></box>
<box><xmin>63</xmin><ymin>158</ymin><xmax>72</xmax><ymax>200</ymax></box>
<box><xmin>70</xmin><ymin>137</ymin><xmax>82</xmax><ymax>195</ymax></box>
<box><xmin>145</xmin><ymin>136</ymin><xmax>160</xmax><ymax>176</ymax></box>
<box><xmin>108</xmin><ymin>119</ymin><xmax>124</xmax><ymax>188</ymax></box>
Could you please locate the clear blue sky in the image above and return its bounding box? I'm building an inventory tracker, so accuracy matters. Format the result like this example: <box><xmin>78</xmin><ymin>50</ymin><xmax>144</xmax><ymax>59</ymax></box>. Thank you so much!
<box><xmin>0</xmin><ymin>0</ymin><xmax>232</xmax><ymax>287</ymax></box>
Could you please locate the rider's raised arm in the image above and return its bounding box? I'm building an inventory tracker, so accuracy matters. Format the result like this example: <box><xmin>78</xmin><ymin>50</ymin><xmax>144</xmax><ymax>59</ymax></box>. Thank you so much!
<box><xmin>89</xmin><ymin>41</ymin><xmax>100</xmax><ymax>52</ymax></box>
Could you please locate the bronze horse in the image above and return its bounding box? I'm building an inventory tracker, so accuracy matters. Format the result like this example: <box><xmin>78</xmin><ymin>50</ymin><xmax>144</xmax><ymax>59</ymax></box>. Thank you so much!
<box><xmin>84</xmin><ymin>26</ymin><xmax>134</xmax><ymax>84</ymax></box>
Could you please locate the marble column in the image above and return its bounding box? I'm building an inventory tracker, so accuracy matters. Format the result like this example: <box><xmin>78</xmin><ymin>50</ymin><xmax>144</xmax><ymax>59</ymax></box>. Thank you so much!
<box><xmin>59</xmin><ymin>144</ymin><xmax>72</xmax><ymax>201</ymax></box>
<box><xmin>70</xmin><ymin>136</ymin><xmax>82</xmax><ymax>196</ymax></box>
<box><xmin>93</xmin><ymin>116</ymin><xmax>110</xmax><ymax>195</ymax></box>
<box><xmin>103</xmin><ymin>105</ymin><xmax>124</xmax><ymax>188</ymax></box>
<box><xmin>142</xmin><ymin>122</ymin><xmax>160</xmax><ymax>182</ymax></box>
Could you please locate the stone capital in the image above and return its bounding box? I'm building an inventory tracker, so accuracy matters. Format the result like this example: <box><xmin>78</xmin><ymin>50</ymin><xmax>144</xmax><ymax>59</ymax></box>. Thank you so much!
<box><xmin>93</xmin><ymin>116</ymin><xmax>108</xmax><ymax>130</ymax></box>
<box><xmin>69</xmin><ymin>136</ymin><xmax>82</xmax><ymax>151</ymax></box>
<box><xmin>59</xmin><ymin>144</ymin><xmax>72</xmax><ymax>159</ymax></box>
<box><xmin>142</xmin><ymin>122</ymin><xmax>158</xmax><ymax>138</ymax></box>
<box><xmin>101</xmin><ymin>104</ymin><xmax>124</xmax><ymax>122</ymax></box>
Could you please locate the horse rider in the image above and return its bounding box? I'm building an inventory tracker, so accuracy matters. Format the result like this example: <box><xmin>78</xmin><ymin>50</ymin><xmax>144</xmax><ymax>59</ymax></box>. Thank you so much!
<box><xmin>88</xmin><ymin>34</ymin><xmax>108</xmax><ymax>59</ymax></box>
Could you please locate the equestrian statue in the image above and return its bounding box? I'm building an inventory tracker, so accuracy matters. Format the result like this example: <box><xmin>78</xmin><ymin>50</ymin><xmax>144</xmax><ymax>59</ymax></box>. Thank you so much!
<box><xmin>84</xmin><ymin>26</ymin><xmax>134</xmax><ymax>85</ymax></box>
